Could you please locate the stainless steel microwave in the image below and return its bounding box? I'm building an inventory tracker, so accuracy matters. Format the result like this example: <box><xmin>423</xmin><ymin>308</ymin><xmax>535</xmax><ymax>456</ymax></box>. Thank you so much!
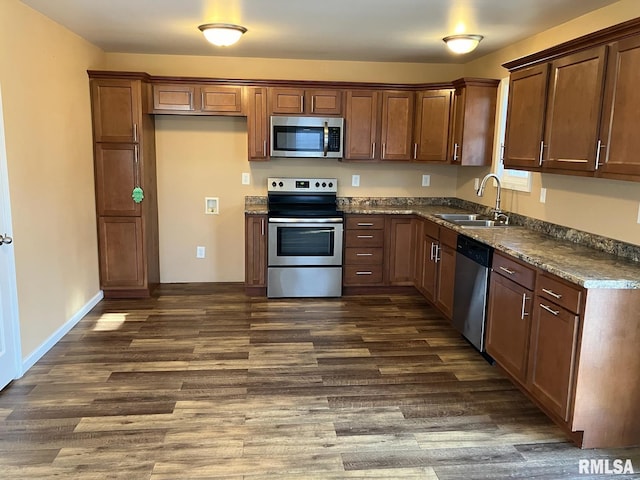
<box><xmin>270</xmin><ymin>116</ymin><xmax>344</xmax><ymax>158</ymax></box>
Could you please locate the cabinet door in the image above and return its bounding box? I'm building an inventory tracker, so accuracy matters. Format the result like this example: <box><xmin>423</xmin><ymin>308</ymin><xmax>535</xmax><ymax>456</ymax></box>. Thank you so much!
<box><xmin>486</xmin><ymin>273</ymin><xmax>533</xmax><ymax>383</ymax></box>
<box><xmin>270</xmin><ymin>88</ymin><xmax>304</xmax><ymax>114</ymax></box>
<box><xmin>504</xmin><ymin>65</ymin><xmax>549</xmax><ymax>169</ymax></box>
<box><xmin>91</xmin><ymin>79</ymin><xmax>141</xmax><ymax>143</ymax></box>
<box><xmin>97</xmin><ymin>217</ymin><xmax>145</xmax><ymax>288</ymax></box>
<box><xmin>201</xmin><ymin>86</ymin><xmax>244</xmax><ymax>114</ymax></box>
<box><xmin>94</xmin><ymin>143</ymin><xmax>141</xmax><ymax>216</ymax></box>
<box><xmin>247</xmin><ymin>87</ymin><xmax>269</xmax><ymax>161</ymax></box>
<box><xmin>420</xmin><ymin>233</ymin><xmax>438</xmax><ymax>302</ymax></box>
<box><xmin>306</xmin><ymin>90</ymin><xmax>343</xmax><ymax>115</ymax></box>
<box><xmin>599</xmin><ymin>35</ymin><xmax>640</xmax><ymax>178</ymax></box>
<box><xmin>153</xmin><ymin>84</ymin><xmax>196</xmax><ymax>112</ymax></box>
<box><xmin>385</xmin><ymin>216</ymin><xmax>415</xmax><ymax>285</ymax></box>
<box><xmin>380</xmin><ymin>91</ymin><xmax>414</xmax><ymax>161</ymax></box>
<box><xmin>435</xmin><ymin>230</ymin><xmax>457</xmax><ymax>319</ymax></box>
<box><xmin>245</xmin><ymin>215</ymin><xmax>267</xmax><ymax>287</ymax></box>
<box><xmin>344</xmin><ymin>90</ymin><xmax>380</xmax><ymax>160</ymax></box>
<box><xmin>544</xmin><ymin>46</ymin><xmax>607</xmax><ymax>172</ymax></box>
<box><xmin>449</xmin><ymin>86</ymin><xmax>465</xmax><ymax>164</ymax></box>
<box><xmin>413</xmin><ymin>89</ymin><xmax>452</xmax><ymax>162</ymax></box>
<box><xmin>527</xmin><ymin>299</ymin><xmax>579</xmax><ymax>422</ymax></box>
<box><xmin>412</xmin><ymin>218</ymin><xmax>424</xmax><ymax>286</ymax></box>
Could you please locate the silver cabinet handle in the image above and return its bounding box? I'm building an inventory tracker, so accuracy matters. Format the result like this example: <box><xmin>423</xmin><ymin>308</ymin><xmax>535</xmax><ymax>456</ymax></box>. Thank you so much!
<box><xmin>371</xmin><ymin>143</ymin><xmax>376</xmax><ymax>158</ymax></box>
<box><xmin>382</xmin><ymin>143</ymin><xmax>386</xmax><ymax>159</ymax></box>
<box><xmin>453</xmin><ymin>143</ymin><xmax>460</xmax><ymax>162</ymax></box>
<box><xmin>434</xmin><ymin>244</ymin><xmax>441</xmax><ymax>263</ymax></box>
<box><xmin>541</xmin><ymin>288</ymin><xmax>562</xmax><ymax>299</ymax></box>
<box><xmin>357</xmin><ymin>223</ymin><xmax>374</xmax><ymax>226</ymax></box>
<box><xmin>133</xmin><ymin>123</ymin><xmax>138</xmax><ymax>142</ymax></box>
<box><xmin>357</xmin><ymin>235</ymin><xmax>374</xmax><ymax>239</ymax></box>
<box><xmin>311</xmin><ymin>95</ymin><xmax>314</xmax><ymax>113</ymax></box>
<box><xmin>540</xmin><ymin>304</ymin><xmax>560</xmax><ymax>316</ymax></box>
<box><xmin>521</xmin><ymin>293</ymin><xmax>530</xmax><ymax>320</ymax></box>
<box><xmin>263</xmin><ymin>140</ymin><xmax>267</xmax><ymax>156</ymax></box>
<box><xmin>0</xmin><ymin>234</ymin><xmax>13</xmax><ymax>245</ymax></box>
<box><xmin>356</xmin><ymin>253</ymin><xmax>373</xmax><ymax>256</ymax></box>
<box><xmin>499</xmin><ymin>266</ymin><xmax>516</xmax><ymax>275</ymax></box>
<box><xmin>595</xmin><ymin>140</ymin><xmax>606</xmax><ymax>169</ymax></box>
<box><xmin>414</xmin><ymin>143</ymin><xmax>418</xmax><ymax>159</ymax></box>
<box><xmin>134</xmin><ymin>145</ymin><xmax>140</xmax><ymax>187</ymax></box>
<box><xmin>261</xmin><ymin>218</ymin><xmax>265</xmax><ymax>236</ymax></box>
<box><xmin>538</xmin><ymin>140</ymin><xmax>545</xmax><ymax>165</ymax></box>
<box><xmin>430</xmin><ymin>242</ymin><xmax>437</xmax><ymax>261</ymax></box>
<box><xmin>356</xmin><ymin>271</ymin><xmax>373</xmax><ymax>275</ymax></box>
<box><xmin>300</xmin><ymin>95</ymin><xmax>304</xmax><ymax>113</ymax></box>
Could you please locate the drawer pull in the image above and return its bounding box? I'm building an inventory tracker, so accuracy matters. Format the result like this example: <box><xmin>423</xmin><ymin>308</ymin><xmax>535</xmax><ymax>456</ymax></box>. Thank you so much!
<box><xmin>540</xmin><ymin>304</ymin><xmax>560</xmax><ymax>316</ymax></box>
<box><xmin>356</xmin><ymin>271</ymin><xmax>373</xmax><ymax>275</ymax></box>
<box><xmin>357</xmin><ymin>223</ymin><xmax>374</xmax><ymax>226</ymax></box>
<box><xmin>356</xmin><ymin>253</ymin><xmax>373</xmax><ymax>256</ymax></box>
<box><xmin>541</xmin><ymin>288</ymin><xmax>562</xmax><ymax>299</ymax></box>
<box><xmin>499</xmin><ymin>266</ymin><xmax>516</xmax><ymax>275</ymax></box>
<box><xmin>521</xmin><ymin>294</ymin><xmax>530</xmax><ymax>320</ymax></box>
<box><xmin>357</xmin><ymin>235</ymin><xmax>374</xmax><ymax>239</ymax></box>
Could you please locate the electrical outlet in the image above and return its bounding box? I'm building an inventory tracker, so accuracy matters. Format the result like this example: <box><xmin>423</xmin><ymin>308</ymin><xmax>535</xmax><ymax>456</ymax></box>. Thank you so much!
<box><xmin>241</xmin><ymin>172</ymin><xmax>250</xmax><ymax>185</ymax></box>
<box><xmin>540</xmin><ymin>187</ymin><xmax>547</xmax><ymax>204</ymax></box>
<box><xmin>352</xmin><ymin>174</ymin><xmax>360</xmax><ymax>187</ymax></box>
<box><xmin>196</xmin><ymin>246</ymin><xmax>205</xmax><ymax>258</ymax></box>
<box><xmin>474</xmin><ymin>178</ymin><xmax>480</xmax><ymax>190</ymax></box>
<box><xmin>421</xmin><ymin>174</ymin><xmax>431</xmax><ymax>187</ymax></box>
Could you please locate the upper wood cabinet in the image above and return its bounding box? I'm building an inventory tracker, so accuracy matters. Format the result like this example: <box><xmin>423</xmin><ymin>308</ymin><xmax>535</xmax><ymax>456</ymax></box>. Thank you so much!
<box><xmin>413</xmin><ymin>89</ymin><xmax>452</xmax><ymax>162</ymax></box>
<box><xmin>91</xmin><ymin>79</ymin><xmax>141</xmax><ymax>143</ymax></box>
<box><xmin>269</xmin><ymin>87</ymin><xmax>343</xmax><ymax>115</ymax></box>
<box><xmin>598</xmin><ymin>35</ymin><xmax>640</xmax><ymax>179</ymax></box>
<box><xmin>344</xmin><ymin>90</ymin><xmax>380</xmax><ymax>161</ymax></box>
<box><xmin>380</xmin><ymin>91</ymin><xmax>414</xmax><ymax>161</ymax></box>
<box><xmin>94</xmin><ymin>143</ymin><xmax>141</xmax><ymax>216</ymax></box>
<box><xmin>247</xmin><ymin>87</ymin><xmax>269</xmax><ymax>161</ymax></box>
<box><xmin>152</xmin><ymin>84</ymin><xmax>244</xmax><ymax>115</ymax></box>
<box><xmin>448</xmin><ymin>79</ymin><xmax>499</xmax><ymax>166</ymax></box>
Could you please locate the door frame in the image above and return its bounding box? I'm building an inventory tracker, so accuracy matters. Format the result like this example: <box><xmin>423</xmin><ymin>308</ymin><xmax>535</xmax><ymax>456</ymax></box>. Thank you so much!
<box><xmin>0</xmin><ymin>82</ymin><xmax>23</xmax><ymax>389</ymax></box>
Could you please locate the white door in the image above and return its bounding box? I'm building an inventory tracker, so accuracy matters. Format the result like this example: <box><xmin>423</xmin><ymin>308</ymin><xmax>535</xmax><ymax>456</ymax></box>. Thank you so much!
<box><xmin>0</xmin><ymin>84</ymin><xmax>21</xmax><ymax>390</ymax></box>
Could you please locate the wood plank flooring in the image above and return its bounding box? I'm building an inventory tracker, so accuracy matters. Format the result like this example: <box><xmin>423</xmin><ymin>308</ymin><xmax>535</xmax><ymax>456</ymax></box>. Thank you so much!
<box><xmin>2</xmin><ymin>283</ymin><xmax>640</xmax><ymax>479</ymax></box>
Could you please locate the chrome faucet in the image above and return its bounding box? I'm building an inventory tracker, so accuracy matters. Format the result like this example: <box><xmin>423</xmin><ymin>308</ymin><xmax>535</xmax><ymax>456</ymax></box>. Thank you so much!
<box><xmin>477</xmin><ymin>174</ymin><xmax>509</xmax><ymax>224</ymax></box>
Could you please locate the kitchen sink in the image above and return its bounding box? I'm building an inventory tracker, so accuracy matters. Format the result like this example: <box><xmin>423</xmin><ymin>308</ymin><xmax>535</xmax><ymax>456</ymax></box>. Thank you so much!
<box><xmin>434</xmin><ymin>213</ymin><xmax>509</xmax><ymax>228</ymax></box>
<box><xmin>434</xmin><ymin>213</ymin><xmax>483</xmax><ymax>221</ymax></box>
<box><xmin>454</xmin><ymin>219</ymin><xmax>509</xmax><ymax>228</ymax></box>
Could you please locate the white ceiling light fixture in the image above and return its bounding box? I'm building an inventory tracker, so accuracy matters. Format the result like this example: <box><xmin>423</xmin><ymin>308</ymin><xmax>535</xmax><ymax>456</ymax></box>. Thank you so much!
<box><xmin>443</xmin><ymin>34</ymin><xmax>484</xmax><ymax>54</ymax></box>
<box><xmin>198</xmin><ymin>23</ymin><xmax>247</xmax><ymax>47</ymax></box>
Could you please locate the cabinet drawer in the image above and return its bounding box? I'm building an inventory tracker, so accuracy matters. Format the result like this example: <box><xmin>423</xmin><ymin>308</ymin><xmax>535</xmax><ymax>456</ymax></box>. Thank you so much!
<box><xmin>492</xmin><ymin>252</ymin><xmax>536</xmax><ymax>290</ymax></box>
<box><xmin>344</xmin><ymin>247</ymin><xmax>383</xmax><ymax>265</ymax></box>
<box><xmin>345</xmin><ymin>229</ymin><xmax>384</xmax><ymax>247</ymax></box>
<box><xmin>346</xmin><ymin>215</ymin><xmax>385</xmax><ymax>230</ymax></box>
<box><xmin>343</xmin><ymin>265</ymin><xmax>383</xmax><ymax>285</ymax></box>
<box><xmin>537</xmin><ymin>274</ymin><xmax>583</xmax><ymax>314</ymax></box>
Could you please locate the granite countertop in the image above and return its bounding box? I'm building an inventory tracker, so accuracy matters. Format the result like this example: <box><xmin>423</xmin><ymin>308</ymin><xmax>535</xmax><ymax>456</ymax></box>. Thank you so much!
<box><xmin>245</xmin><ymin>199</ymin><xmax>640</xmax><ymax>289</ymax></box>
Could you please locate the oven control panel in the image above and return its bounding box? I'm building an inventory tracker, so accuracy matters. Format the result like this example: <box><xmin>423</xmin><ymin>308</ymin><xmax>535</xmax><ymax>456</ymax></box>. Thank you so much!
<box><xmin>268</xmin><ymin>177</ymin><xmax>337</xmax><ymax>193</ymax></box>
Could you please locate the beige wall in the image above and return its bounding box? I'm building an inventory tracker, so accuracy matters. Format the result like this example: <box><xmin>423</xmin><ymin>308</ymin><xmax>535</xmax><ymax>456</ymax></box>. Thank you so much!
<box><xmin>0</xmin><ymin>0</ymin><xmax>104</xmax><ymax>359</ymax></box>
<box><xmin>460</xmin><ymin>0</ymin><xmax>640</xmax><ymax>246</ymax></box>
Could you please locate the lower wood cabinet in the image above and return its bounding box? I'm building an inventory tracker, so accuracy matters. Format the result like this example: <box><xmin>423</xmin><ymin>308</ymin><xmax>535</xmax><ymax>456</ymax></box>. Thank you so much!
<box><xmin>385</xmin><ymin>216</ymin><xmax>415</xmax><ymax>285</ymax></box>
<box><xmin>97</xmin><ymin>216</ymin><xmax>145</xmax><ymax>289</ymax></box>
<box><xmin>244</xmin><ymin>214</ymin><xmax>267</xmax><ymax>293</ymax></box>
<box><xmin>343</xmin><ymin>215</ymin><xmax>385</xmax><ymax>286</ymax></box>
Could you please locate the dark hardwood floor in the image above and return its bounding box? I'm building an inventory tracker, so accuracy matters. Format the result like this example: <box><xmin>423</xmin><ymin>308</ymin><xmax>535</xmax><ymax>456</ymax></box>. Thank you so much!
<box><xmin>1</xmin><ymin>283</ymin><xmax>640</xmax><ymax>479</ymax></box>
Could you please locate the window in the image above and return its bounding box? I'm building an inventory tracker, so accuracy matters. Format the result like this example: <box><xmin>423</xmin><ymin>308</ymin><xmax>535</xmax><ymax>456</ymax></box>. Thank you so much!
<box><xmin>494</xmin><ymin>78</ymin><xmax>532</xmax><ymax>192</ymax></box>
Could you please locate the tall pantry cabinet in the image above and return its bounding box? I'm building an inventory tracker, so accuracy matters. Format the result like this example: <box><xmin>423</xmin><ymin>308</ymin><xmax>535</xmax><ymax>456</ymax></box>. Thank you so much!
<box><xmin>88</xmin><ymin>71</ymin><xmax>160</xmax><ymax>298</ymax></box>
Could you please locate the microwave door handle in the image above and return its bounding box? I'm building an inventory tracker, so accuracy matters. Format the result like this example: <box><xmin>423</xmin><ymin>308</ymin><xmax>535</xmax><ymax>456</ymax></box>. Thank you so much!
<box><xmin>323</xmin><ymin>121</ymin><xmax>329</xmax><ymax>157</ymax></box>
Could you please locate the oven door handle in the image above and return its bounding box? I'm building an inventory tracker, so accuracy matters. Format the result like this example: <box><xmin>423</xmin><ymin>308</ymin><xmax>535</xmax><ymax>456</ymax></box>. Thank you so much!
<box><xmin>269</xmin><ymin>217</ymin><xmax>344</xmax><ymax>224</ymax></box>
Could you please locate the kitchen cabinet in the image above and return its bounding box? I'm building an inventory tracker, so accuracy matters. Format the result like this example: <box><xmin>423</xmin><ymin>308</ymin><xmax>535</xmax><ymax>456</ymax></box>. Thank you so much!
<box><xmin>448</xmin><ymin>78</ymin><xmax>499</xmax><ymax>166</ymax></box>
<box><xmin>380</xmin><ymin>91</ymin><xmax>414</xmax><ymax>161</ymax></box>
<box><xmin>152</xmin><ymin>84</ymin><xmax>244</xmax><ymax>115</ymax></box>
<box><xmin>245</xmin><ymin>214</ymin><xmax>268</xmax><ymax>294</ymax></box>
<box><xmin>417</xmin><ymin>218</ymin><xmax>457</xmax><ymax>318</ymax></box>
<box><xmin>269</xmin><ymin>88</ymin><xmax>343</xmax><ymax>115</ymax></box>
<box><xmin>413</xmin><ymin>89</ymin><xmax>452</xmax><ymax>162</ymax></box>
<box><xmin>385</xmin><ymin>216</ymin><xmax>415</xmax><ymax>285</ymax></box>
<box><xmin>89</xmin><ymin>73</ymin><xmax>160</xmax><ymax>298</ymax></box>
<box><xmin>247</xmin><ymin>87</ymin><xmax>269</xmax><ymax>161</ymax></box>
<box><xmin>343</xmin><ymin>215</ymin><xmax>385</xmax><ymax>286</ymax></box>
<box><xmin>486</xmin><ymin>252</ymin><xmax>535</xmax><ymax>384</ymax></box>
<box><xmin>344</xmin><ymin>90</ymin><xmax>380</xmax><ymax>161</ymax></box>
<box><xmin>598</xmin><ymin>34</ymin><xmax>640</xmax><ymax>179</ymax></box>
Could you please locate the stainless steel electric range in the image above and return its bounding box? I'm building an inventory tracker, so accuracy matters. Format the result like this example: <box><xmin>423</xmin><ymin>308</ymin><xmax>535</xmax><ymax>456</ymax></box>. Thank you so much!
<box><xmin>266</xmin><ymin>177</ymin><xmax>343</xmax><ymax>298</ymax></box>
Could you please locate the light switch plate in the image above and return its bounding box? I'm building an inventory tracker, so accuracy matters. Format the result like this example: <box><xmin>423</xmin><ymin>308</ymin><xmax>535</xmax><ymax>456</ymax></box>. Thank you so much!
<box><xmin>422</xmin><ymin>175</ymin><xmax>431</xmax><ymax>187</ymax></box>
<box><xmin>241</xmin><ymin>172</ymin><xmax>250</xmax><ymax>185</ymax></box>
<box><xmin>196</xmin><ymin>246</ymin><xmax>205</xmax><ymax>258</ymax></box>
<box><xmin>352</xmin><ymin>174</ymin><xmax>360</xmax><ymax>187</ymax></box>
<box><xmin>540</xmin><ymin>187</ymin><xmax>547</xmax><ymax>204</ymax></box>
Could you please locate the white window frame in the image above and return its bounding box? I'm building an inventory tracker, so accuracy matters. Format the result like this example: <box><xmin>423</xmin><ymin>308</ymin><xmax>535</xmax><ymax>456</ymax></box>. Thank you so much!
<box><xmin>494</xmin><ymin>77</ymin><xmax>532</xmax><ymax>193</ymax></box>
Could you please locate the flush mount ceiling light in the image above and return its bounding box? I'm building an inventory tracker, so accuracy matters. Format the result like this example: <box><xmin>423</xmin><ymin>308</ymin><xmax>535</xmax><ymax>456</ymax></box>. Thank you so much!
<box><xmin>443</xmin><ymin>34</ymin><xmax>484</xmax><ymax>54</ymax></box>
<box><xmin>198</xmin><ymin>23</ymin><xmax>247</xmax><ymax>47</ymax></box>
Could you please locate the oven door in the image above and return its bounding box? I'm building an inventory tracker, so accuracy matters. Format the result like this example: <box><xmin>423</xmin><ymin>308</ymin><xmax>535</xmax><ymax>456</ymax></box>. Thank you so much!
<box><xmin>268</xmin><ymin>218</ymin><xmax>343</xmax><ymax>266</ymax></box>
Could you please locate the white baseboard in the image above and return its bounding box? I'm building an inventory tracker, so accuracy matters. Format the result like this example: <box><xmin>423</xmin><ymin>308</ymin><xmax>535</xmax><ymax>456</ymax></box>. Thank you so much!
<box><xmin>21</xmin><ymin>290</ymin><xmax>104</xmax><ymax>374</ymax></box>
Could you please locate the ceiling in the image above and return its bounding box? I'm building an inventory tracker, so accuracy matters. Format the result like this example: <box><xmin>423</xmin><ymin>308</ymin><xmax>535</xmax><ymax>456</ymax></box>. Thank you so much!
<box><xmin>21</xmin><ymin>0</ymin><xmax>620</xmax><ymax>63</ymax></box>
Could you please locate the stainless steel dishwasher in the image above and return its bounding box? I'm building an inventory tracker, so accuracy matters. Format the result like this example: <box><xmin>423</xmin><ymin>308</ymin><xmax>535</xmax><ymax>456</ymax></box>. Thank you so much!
<box><xmin>452</xmin><ymin>235</ymin><xmax>493</xmax><ymax>352</ymax></box>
